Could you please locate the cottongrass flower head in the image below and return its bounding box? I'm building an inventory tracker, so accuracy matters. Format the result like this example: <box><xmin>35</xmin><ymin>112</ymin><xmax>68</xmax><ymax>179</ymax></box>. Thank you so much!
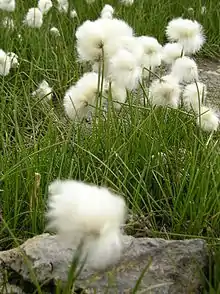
<box><xmin>32</xmin><ymin>80</ymin><xmax>53</xmax><ymax>101</ymax></box>
<box><xmin>63</xmin><ymin>72</ymin><xmax>106</xmax><ymax>121</ymax></box>
<box><xmin>2</xmin><ymin>17</ymin><xmax>14</xmax><ymax>30</ymax></box>
<box><xmin>50</xmin><ymin>27</ymin><xmax>61</xmax><ymax>36</ymax></box>
<box><xmin>171</xmin><ymin>56</ymin><xmax>198</xmax><ymax>83</ymax></box>
<box><xmin>102</xmin><ymin>18</ymin><xmax>133</xmax><ymax>38</ymax></box>
<box><xmin>110</xmin><ymin>83</ymin><xmax>127</xmax><ymax>111</ymax></box>
<box><xmin>76</xmin><ymin>18</ymin><xmax>133</xmax><ymax>63</ymax></box>
<box><xmin>183</xmin><ymin>82</ymin><xmax>206</xmax><ymax>112</ymax></box>
<box><xmin>105</xmin><ymin>36</ymin><xmax>144</xmax><ymax>65</ymax></box>
<box><xmin>166</xmin><ymin>17</ymin><xmax>205</xmax><ymax>54</ymax></box>
<box><xmin>23</xmin><ymin>8</ymin><xmax>43</xmax><ymax>28</ymax></box>
<box><xmin>201</xmin><ymin>6</ymin><xmax>206</xmax><ymax>15</ymax></box>
<box><xmin>162</xmin><ymin>43</ymin><xmax>183</xmax><ymax>65</ymax></box>
<box><xmin>85</xmin><ymin>0</ymin><xmax>96</xmax><ymax>3</ymax></box>
<box><xmin>0</xmin><ymin>49</ymin><xmax>12</xmax><ymax>76</ymax></box>
<box><xmin>120</xmin><ymin>0</ymin><xmax>134</xmax><ymax>6</ymax></box>
<box><xmin>76</xmin><ymin>20</ymin><xmax>106</xmax><ymax>62</ymax></box>
<box><xmin>101</xmin><ymin>4</ymin><xmax>114</xmax><ymax>19</ymax></box>
<box><xmin>138</xmin><ymin>36</ymin><xmax>162</xmax><ymax>74</ymax></box>
<box><xmin>7</xmin><ymin>52</ymin><xmax>19</xmax><ymax>68</ymax></box>
<box><xmin>197</xmin><ymin>106</ymin><xmax>219</xmax><ymax>132</ymax></box>
<box><xmin>107</xmin><ymin>49</ymin><xmax>142</xmax><ymax>91</ymax></box>
<box><xmin>57</xmin><ymin>0</ymin><xmax>68</xmax><ymax>13</ymax></box>
<box><xmin>70</xmin><ymin>9</ymin><xmax>77</xmax><ymax>19</ymax></box>
<box><xmin>148</xmin><ymin>75</ymin><xmax>181</xmax><ymax>108</ymax></box>
<box><xmin>46</xmin><ymin>179</ymin><xmax>126</xmax><ymax>270</ymax></box>
<box><xmin>38</xmin><ymin>0</ymin><xmax>53</xmax><ymax>14</ymax></box>
<box><xmin>0</xmin><ymin>0</ymin><xmax>15</xmax><ymax>11</ymax></box>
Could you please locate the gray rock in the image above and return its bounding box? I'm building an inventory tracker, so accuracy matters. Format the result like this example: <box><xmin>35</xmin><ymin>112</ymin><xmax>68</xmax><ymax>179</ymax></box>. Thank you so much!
<box><xmin>0</xmin><ymin>284</ymin><xmax>25</xmax><ymax>294</ymax></box>
<box><xmin>0</xmin><ymin>234</ymin><xmax>208</xmax><ymax>293</ymax></box>
<box><xmin>197</xmin><ymin>58</ymin><xmax>220</xmax><ymax>107</ymax></box>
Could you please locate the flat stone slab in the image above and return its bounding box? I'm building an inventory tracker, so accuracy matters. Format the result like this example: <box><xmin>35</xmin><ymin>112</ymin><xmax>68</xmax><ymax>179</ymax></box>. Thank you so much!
<box><xmin>197</xmin><ymin>58</ymin><xmax>220</xmax><ymax>107</ymax></box>
<box><xmin>0</xmin><ymin>234</ymin><xmax>208</xmax><ymax>293</ymax></box>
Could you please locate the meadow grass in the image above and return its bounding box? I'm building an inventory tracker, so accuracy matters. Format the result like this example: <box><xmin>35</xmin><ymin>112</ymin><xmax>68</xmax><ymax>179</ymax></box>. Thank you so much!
<box><xmin>1</xmin><ymin>0</ymin><xmax>220</xmax><ymax>292</ymax></box>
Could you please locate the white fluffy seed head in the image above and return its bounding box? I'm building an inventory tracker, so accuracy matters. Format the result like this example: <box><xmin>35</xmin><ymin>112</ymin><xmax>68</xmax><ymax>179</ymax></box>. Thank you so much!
<box><xmin>50</xmin><ymin>27</ymin><xmax>60</xmax><ymax>36</ymax></box>
<box><xmin>166</xmin><ymin>17</ymin><xmax>205</xmax><ymax>54</ymax></box>
<box><xmin>46</xmin><ymin>179</ymin><xmax>126</xmax><ymax>241</ymax></box>
<box><xmin>38</xmin><ymin>0</ymin><xmax>53</xmax><ymax>14</ymax></box>
<box><xmin>6</xmin><ymin>52</ymin><xmax>19</xmax><ymax>68</ymax></box>
<box><xmin>85</xmin><ymin>228</ymin><xmax>123</xmax><ymax>270</ymax></box>
<box><xmin>76</xmin><ymin>18</ymin><xmax>133</xmax><ymax>63</ymax></box>
<box><xmin>107</xmin><ymin>49</ymin><xmax>142</xmax><ymax>91</ymax></box>
<box><xmin>171</xmin><ymin>56</ymin><xmax>198</xmax><ymax>83</ymax></box>
<box><xmin>105</xmin><ymin>36</ymin><xmax>144</xmax><ymax>64</ymax></box>
<box><xmin>110</xmin><ymin>83</ymin><xmax>127</xmax><ymax>111</ymax></box>
<box><xmin>201</xmin><ymin>6</ymin><xmax>206</xmax><ymax>15</ymax></box>
<box><xmin>0</xmin><ymin>49</ymin><xmax>11</xmax><ymax>76</ymax></box>
<box><xmin>32</xmin><ymin>80</ymin><xmax>53</xmax><ymax>101</ymax></box>
<box><xmin>0</xmin><ymin>0</ymin><xmax>15</xmax><ymax>12</ymax></box>
<box><xmin>57</xmin><ymin>0</ymin><xmax>68</xmax><ymax>13</ymax></box>
<box><xmin>149</xmin><ymin>75</ymin><xmax>181</xmax><ymax>108</ymax></box>
<box><xmin>197</xmin><ymin>106</ymin><xmax>219</xmax><ymax>132</ymax></box>
<box><xmin>183</xmin><ymin>82</ymin><xmax>207</xmax><ymax>112</ymax></box>
<box><xmin>76</xmin><ymin>20</ymin><xmax>105</xmax><ymax>62</ymax></box>
<box><xmin>70</xmin><ymin>9</ymin><xmax>77</xmax><ymax>19</ymax></box>
<box><xmin>162</xmin><ymin>43</ymin><xmax>183</xmax><ymax>64</ymax></box>
<box><xmin>120</xmin><ymin>0</ymin><xmax>134</xmax><ymax>5</ymax></box>
<box><xmin>138</xmin><ymin>36</ymin><xmax>162</xmax><ymax>69</ymax></box>
<box><xmin>101</xmin><ymin>4</ymin><xmax>114</xmax><ymax>19</ymax></box>
<box><xmin>63</xmin><ymin>72</ymin><xmax>105</xmax><ymax>121</ymax></box>
<box><xmin>101</xmin><ymin>18</ymin><xmax>133</xmax><ymax>38</ymax></box>
<box><xmin>23</xmin><ymin>8</ymin><xmax>43</xmax><ymax>28</ymax></box>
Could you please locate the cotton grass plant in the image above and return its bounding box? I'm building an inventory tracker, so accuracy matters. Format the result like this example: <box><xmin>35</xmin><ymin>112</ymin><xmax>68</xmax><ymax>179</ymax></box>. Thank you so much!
<box><xmin>1</xmin><ymin>0</ymin><xmax>220</xmax><ymax>292</ymax></box>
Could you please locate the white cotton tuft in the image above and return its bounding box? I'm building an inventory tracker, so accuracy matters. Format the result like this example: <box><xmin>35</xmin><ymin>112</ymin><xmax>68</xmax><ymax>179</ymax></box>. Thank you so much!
<box><xmin>101</xmin><ymin>18</ymin><xmax>133</xmax><ymax>38</ymax></box>
<box><xmin>171</xmin><ymin>56</ymin><xmax>198</xmax><ymax>83</ymax></box>
<box><xmin>197</xmin><ymin>106</ymin><xmax>219</xmax><ymax>132</ymax></box>
<box><xmin>148</xmin><ymin>75</ymin><xmax>181</xmax><ymax>108</ymax></box>
<box><xmin>120</xmin><ymin>0</ymin><xmax>134</xmax><ymax>6</ymax></box>
<box><xmin>32</xmin><ymin>80</ymin><xmax>53</xmax><ymax>101</ymax></box>
<box><xmin>46</xmin><ymin>179</ymin><xmax>126</xmax><ymax>269</ymax></box>
<box><xmin>183</xmin><ymin>82</ymin><xmax>206</xmax><ymax>112</ymax></box>
<box><xmin>166</xmin><ymin>17</ymin><xmax>205</xmax><ymax>54</ymax></box>
<box><xmin>2</xmin><ymin>17</ymin><xmax>14</xmax><ymax>29</ymax></box>
<box><xmin>107</xmin><ymin>49</ymin><xmax>142</xmax><ymax>91</ymax></box>
<box><xmin>201</xmin><ymin>6</ymin><xmax>206</xmax><ymax>15</ymax></box>
<box><xmin>0</xmin><ymin>0</ymin><xmax>15</xmax><ymax>12</ymax></box>
<box><xmin>57</xmin><ymin>0</ymin><xmax>68</xmax><ymax>13</ymax></box>
<box><xmin>0</xmin><ymin>49</ymin><xmax>11</xmax><ymax>76</ymax></box>
<box><xmin>85</xmin><ymin>228</ymin><xmax>123</xmax><ymax>270</ymax></box>
<box><xmin>138</xmin><ymin>36</ymin><xmax>162</xmax><ymax>70</ymax></box>
<box><xmin>110</xmin><ymin>83</ymin><xmax>127</xmax><ymax>111</ymax></box>
<box><xmin>101</xmin><ymin>11</ymin><xmax>113</xmax><ymax>19</ymax></box>
<box><xmin>6</xmin><ymin>52</ymin><xmax>19</xmax><ymax>68</ymax></box>
<box><xmin>76</xmin><ymin>20</ymin><xmax>105</xmax><ymax>62</ymax></box>
<box><xmin>38</xmin><ymin>0</ymin><xmax>52</xmax><ymax>14</ymax></box>
<box><xmin>47</xmin><ymin>180</ymin><xmax>126</xmax><ymax>236</ymax></box>
<box><xmin>101</xmin><ymin>4</ymin><xmax>114</xmax><ymax>19</ymax></box>
<box><xmin>162</xmin><ymin>43</ymin><xmax>183</xmax><ymax>64</ymax></box>
<box><xmin>105</xmin><ymin>36</ymin><xmax>144</xmax><ymax>65</ymax></box>
<box><xmin>23</xmin><ymin>8</ymin><xmax>43</xmax><ymax>28</ymax></box>
<box><xmin>63</xmin><ymin>72</ymin><xmax>106</xmax><ymax>121</ymax></box>
<box><xmin>50</xmin><ymin>27</ymin><xmax>60</xmax><ymax>36</ymax></box>
<box><xmin>85</xmin><ymin>0</ymin><xmax>95</xmax><ymax>3</ymax></box>
<box><xmin>76</xmin><ymin>18</ymin><xmax>133</xmax><ymax>63</ymax></box>
<box><xmin>70</xmin><ymin>9</ymin><xmax>77</xmax><ymax>19</ymax></box>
